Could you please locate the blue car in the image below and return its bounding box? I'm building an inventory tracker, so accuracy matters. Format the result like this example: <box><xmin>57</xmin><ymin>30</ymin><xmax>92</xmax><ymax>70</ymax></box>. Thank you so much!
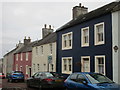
<box><xmin>64</xmin><ymin>72</ymin><xmax>120</xmax><ymax>90</ymax></box>
<box><xmin>7</xmin><ymin>71</ymin><xmax>24</xmax><ymax>82</ymax></box>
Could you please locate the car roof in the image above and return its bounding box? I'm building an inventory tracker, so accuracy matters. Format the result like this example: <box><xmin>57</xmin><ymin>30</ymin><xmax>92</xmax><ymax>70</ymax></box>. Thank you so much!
<box><xmin>71</xmin><ymin>72</ymin><xmax>99</xmax><ymax>75</ymax></box>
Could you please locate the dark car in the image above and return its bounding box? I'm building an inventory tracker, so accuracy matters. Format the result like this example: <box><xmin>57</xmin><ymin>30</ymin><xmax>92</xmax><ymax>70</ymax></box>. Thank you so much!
<box><xmin>26</xmin><ymin>72</ymin><xmax>65</xmax><ymax>89</ymax></box>
<box><xmin>0</xmin><ymin>73</ymin><xmax>5</xmax><ymax>79</ymax></box>
<box><xmin>64</xmin><ymin>72</ymin><xmax>120</xmax><ymax>90</ymax></box>
<box><xmin>7</xmin><ymin>71</ymin><xmax>24</xmax><ymax>82</ymax></box>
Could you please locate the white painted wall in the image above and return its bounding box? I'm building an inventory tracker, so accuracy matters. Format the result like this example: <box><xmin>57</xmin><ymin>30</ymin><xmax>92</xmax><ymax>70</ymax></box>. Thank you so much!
<box><xmin>112</xmin><ymin>10</ymin><xmax>120</xmax><ymax>84</ymax></box>
<box><xmin>32</xmin><ymin>42</ymin><xmax>56</xmax><ymax>75</ymax></box>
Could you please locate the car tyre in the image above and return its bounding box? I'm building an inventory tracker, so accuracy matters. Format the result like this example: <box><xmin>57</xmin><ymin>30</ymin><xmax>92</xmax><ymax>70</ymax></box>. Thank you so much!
<box><xmin>39</xmin><ymin>84</ymin><xmax>42</xmax><ymax>90</ymax></box>
<box><xmin>64</xmin><ymin>87</ymin><xmax>68</xmax><ymax>90</ymax></box>
<box><xmin>9</xmin><ymin>78</ymin><xmax>13</xmax><ymax>83</ymax></box>
<box><xmin>27</xmin><ymin>82</ymin><xmax>31</xmax><ymax>88</ymax></box>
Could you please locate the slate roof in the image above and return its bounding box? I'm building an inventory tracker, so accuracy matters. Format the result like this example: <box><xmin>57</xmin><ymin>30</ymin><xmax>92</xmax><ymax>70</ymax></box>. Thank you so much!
<box><xmin>33</xmin><ymin>32</ymin><xmax>56</xmax><ymax>47</ymax></box>
<box><xmin>15</xmin><ymin>32</ymin><xmax>56</xmax><ymax>53</ymax></box>
<box><xmin>15</xmin><ymin>41</ymin><xmax>37</xmax><ymax>54</ymax></box>
<box><xmin>56</xmin><ymin>1</ymin><xmax>120</xmax><ymax>32</ymax></box>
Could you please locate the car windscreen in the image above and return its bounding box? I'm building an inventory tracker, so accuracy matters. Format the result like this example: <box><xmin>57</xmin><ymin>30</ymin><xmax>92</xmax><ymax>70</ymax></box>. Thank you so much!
<box><xmin>14</xmin><ymin>71</ymin><xmax>23</xmax><ymax>74</ymax></box>
<box><xmin>45</xmin><ymin>72</ymin><xmax>54</xmax><ymax>77</ymax></box>
<box><xmin>85</xmin><ymin>73</ymin><xmax>114</xmax><ymax>84</ymax></box>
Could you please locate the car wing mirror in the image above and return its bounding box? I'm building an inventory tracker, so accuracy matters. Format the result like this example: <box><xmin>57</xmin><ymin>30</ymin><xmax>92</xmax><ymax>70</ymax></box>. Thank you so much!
<box><xmin>82</xmin><ymin>80</ymin><xmax>88</xmax><ymax>85</ymax></box>
<box><xmin>32</xmin><ymin>76</ymin><xmax>34</xmax><ymax>78</ymax></box>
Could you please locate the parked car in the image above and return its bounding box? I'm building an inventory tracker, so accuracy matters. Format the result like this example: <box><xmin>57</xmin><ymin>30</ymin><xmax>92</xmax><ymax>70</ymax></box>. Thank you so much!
<box><xmin>64</xmin><ymin>72</ymin><xmax>120</xmax><ymax>90</ymax></box>
<box><xmin>7</xmin><ymin>71</ymin><xmax>24</xmax><ymax>82</ymax></box>
<box><xmin>0</xmin><ymin>73</ymin><xmax>5</xmax><ymax>79</ymax></box>
<box><xmin>50</xmin><ymin>72</ymin><xmax>69</xmax><ymax>80</ymax></box>
<box><xmin>26</xmin><ymin>72</ymin><xmax>65</xmax><ymax>89</ymax></box>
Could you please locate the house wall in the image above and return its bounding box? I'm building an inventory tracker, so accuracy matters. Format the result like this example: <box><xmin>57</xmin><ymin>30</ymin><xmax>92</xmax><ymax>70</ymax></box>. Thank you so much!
<box><xmin>3</xmin><ymin>56</ymin><xmax>7</xmax><ymax>76</ymax></box>
<box><xmin>14</xmin><ymin>52</ymin><xmax>32</xmax><ymax>79</ymax></box>
<box><xmin>57</xmin><ymin>13</ymin><xmax>113</xmax><ymax>79</ymax></box>
<box><xmin>32</xmin><ymin>42</ymin><xmax>56</xmax><ymax>75</ymax></box>
<box><xmin>0</xmin><ymin>58</ymin><xmax>3</xmax><ymax>73</ymax></box>
<box><xmin>112</xmin><ymin>10</ymin><xmax>120</xmax><ymax>84</ymax></box>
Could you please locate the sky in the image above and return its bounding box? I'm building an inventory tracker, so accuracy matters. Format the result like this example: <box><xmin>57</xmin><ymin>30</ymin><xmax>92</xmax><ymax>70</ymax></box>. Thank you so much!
<box><xmin>0</xmin><ymin>0</ymin><xmax>117</xmax><ymax>58</ymax></box>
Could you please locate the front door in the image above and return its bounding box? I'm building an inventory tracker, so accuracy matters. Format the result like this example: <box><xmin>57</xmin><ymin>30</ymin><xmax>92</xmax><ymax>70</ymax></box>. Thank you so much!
<box><xmin>81</xmin><ymin>57</ymin><xmax>90</xmax><ymax>72</ymax></box>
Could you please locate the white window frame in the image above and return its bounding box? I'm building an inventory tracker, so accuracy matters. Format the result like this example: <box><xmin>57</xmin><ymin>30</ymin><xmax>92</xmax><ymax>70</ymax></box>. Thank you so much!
<box><xmin>26</xmin><ymin>52</ymin><xmax>28</xmax><ymax>61</ymax></box>
<box><xmin>20</xmin><ymin>66</ymin><xmax>22</xmax><ymax>71</ymax></box>
<box><xmin>41</xmin><ymin>46</ymin><xmax>43</xmax><ymax>55</ymax></box>
<box><xmin>81</xmin><ymin>56</ymin><xmax>90</xmax><ymax>72</ymax></box>
<box><xmin>81</xmin><ymin>27</ymin><xmax>89</xmax><ymax>47</ymax></box>
<box><xmin>16</xmin><ymin>54</ymin><xmax>18</xmax><ymax>61</ymax></box>
<box><xmin>94</xmin><ymin>22</ymin><xmax>105</xmax><ymax>45</ymax></box>
<box><xmin>62</xmin><ymin>32</ymin><xmax>73</xmax><ymax>50</ymax></box>
<box><xmin>95</xmin><ymin>55</ymin><xmax>106</xmax><ymax>75</ymax></box>
<box><xmin>16</xmin><ymin>64</ymin><xmax>18</xmax><ymax>71</ymax></box>
<box><xmin>62</xmin><ymin>57</ymin><xmax>72</xmax><ymax>74</ymax></box>
<box><xmin>37</xmin><ymin>64</ymin><xmax>40</xmax><ymax>72</ymax></box>
<box><xmin>33</xmin><ymin>64</ymin><xmax>36</xmax><ymax>74</ymax></box>
<box><xmin>49</xmin><ymin>44</ymin><xmax>52</xmax><ymax>54</ymax></box>
<box><xmin>20</xmin><ymin>53</ymin><xmax>23</xmax><ymax>61</ymax></box>
<box><xmin>36</xmin><ymin>47</ymin><xmax>38</xmax><ymax>55</ymax></box>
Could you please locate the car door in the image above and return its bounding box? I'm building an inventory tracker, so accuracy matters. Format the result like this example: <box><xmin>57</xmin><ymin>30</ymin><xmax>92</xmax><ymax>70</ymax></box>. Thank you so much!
<box><xmin>75</xmin><ymin>74</ymin><xmax>89</xmax><ymax>89</ymax></box>
<box><xmin>30</xmin><ymin>72</ymin><xmax>40</xmax><ymax>87</ymax></box>
<box><xmin>35</xmin><ymin>72</ymin><xmax>44</xmax><ymax>87</ymax></box>
<box><xmin>66</xmin><ymin>73</ymin><xmax>78</xmax><ymax>88</ymax></box>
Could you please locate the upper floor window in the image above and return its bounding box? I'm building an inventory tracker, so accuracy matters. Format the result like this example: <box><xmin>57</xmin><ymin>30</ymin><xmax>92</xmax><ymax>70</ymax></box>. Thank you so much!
<box><xmin>26</xmin><ymin>52</ymin><xmax>28</xmax><ymax>61</ymax></box>
<box><xmin>20</xmin><ymin>53</ymin><xmax>23</xmax><ymax>61</ymax></box>
<box><xmin>36</xmin><ymin>47</ymin><xmax>38</xmax><ymax>55</ymax></box>
<box><xmin>49</xmin><ymin>44</ymin><xmax>52</xmax><ymax>54</ymax></box>
<box><xmin>62</xmin><ymin>32</ymin><xmax>73</xmax><ymax>50</ymax></box>
<box><xmin>81</xmin><ymin>27</ymin><xmax>89</xmax><ymax>47</ymax></box>
<box><xmin>41</xmin><ymin>46</ymin><xmax>43</xmax><ymax>55</ymax></box>
<box><xmin>16</xmin><ymin>54</ymin><xmax>18</xmax><ymax>61</ymax></box>
<box><xmin>95</xmin><ymin>55</ymin><xmax>105</xmax><ymax>75</ymax></box>
<box><xmin>95</xmin><ymin>22</ymin><xmax>105</xmax><ymax>45</ymax></box>
<box><xmin>62</xmin><ymin>57</ymin><xmax>72</xmax><ymax>74</ymax></box>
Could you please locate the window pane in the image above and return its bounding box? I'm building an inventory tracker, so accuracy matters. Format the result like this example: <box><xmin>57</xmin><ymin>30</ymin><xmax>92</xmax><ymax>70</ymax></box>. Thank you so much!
<box><xmin>96</xmin><ymin>24</ymin><xmax>103</xmax><ymax>42</ymax></box>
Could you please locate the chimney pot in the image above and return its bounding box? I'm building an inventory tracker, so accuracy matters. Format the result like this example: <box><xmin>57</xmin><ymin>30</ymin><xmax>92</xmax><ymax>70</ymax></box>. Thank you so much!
<box><xmin>79</xmin><ymin>3</ymin><xmax>81</xmax><ymax>7</ymax></box>
<box><xmin>28</xmin><ymin>37</ymin><xmax>30</xmax><ymax>39</ymax></box>
<box><xmin>49</xmin><ymin>25</ymin><xmax>51</xmax><ymax>29</ymax></box>
<box><xmin>44</xmin><ymin>24</ymin><xmax>47</xmax><ymax>28</ymax></box>
<box><xmin>24</xmin><ymin>36</ymin><xmax>26</xmax><ymax>39</ymax></box>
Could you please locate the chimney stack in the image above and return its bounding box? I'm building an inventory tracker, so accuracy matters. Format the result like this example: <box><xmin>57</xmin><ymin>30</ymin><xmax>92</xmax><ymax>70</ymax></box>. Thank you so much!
<box><xmin>24</xmin><ymin>36</ymin><xmax>31</xmax><ymax>45</ymax></box>
<box><xmin>72</xmin><ymin>3</ymin><xmax>88</xmax><ymax>20</ymax></box>
<box><xmin>42</xmin><ymin>24</ymin><xmax>54</xmax><ymax>38</ymax></box>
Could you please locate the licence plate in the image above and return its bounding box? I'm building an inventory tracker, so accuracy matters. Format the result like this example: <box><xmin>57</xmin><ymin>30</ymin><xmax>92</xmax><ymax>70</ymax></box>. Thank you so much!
<box><xmin>55</xmin><ymin>79</ymin><xmax>62</xmax><ymax>82</ymax></box>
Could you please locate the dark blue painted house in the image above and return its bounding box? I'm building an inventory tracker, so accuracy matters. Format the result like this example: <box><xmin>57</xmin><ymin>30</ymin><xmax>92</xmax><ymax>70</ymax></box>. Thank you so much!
<box><xmin>56</xmin><ymin>2</ymin><xmax>120</xmax><ymax>84</ymax></box>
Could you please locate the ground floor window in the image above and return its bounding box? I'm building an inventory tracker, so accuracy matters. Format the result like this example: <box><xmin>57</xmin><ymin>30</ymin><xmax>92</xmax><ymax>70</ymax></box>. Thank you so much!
<box><xmin>62</xmin><ymin>57</ymin><xmax>72</xmax><ymax>74</ymax></box>
<box><xmin>81</xmin><ymin>56</ymin><xmax>90</xmax><ymax>72</ymax></box>
<box><xmin>95</xmin><ymin>55</ymin><xmax>105</xmax><ymax>75</ymax></box>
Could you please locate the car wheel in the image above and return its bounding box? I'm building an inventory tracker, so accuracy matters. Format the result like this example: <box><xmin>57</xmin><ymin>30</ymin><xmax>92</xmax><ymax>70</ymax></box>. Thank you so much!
<box><xmin>27</xmin><ymin>82</ymin><xmax>31</xmax><ymax>88</ymax></box>
<box><xmin>39</xmin><ymin>84</ymin><xmax>42</xmax><ymax>90</ymax></box>
<box><xmin>7</xmin><ymin>79</ymin><xmax>9</xmax><ymax>82</ymax></box>
<box><xmin>9</xmin><ymin>78</ymin><xmax>13</xmax><ymax>83</ymax></box>
<box><xmin>64</xmin><ymin>87</ymin><xmax>68</xmax><ymax>90</ymax></box>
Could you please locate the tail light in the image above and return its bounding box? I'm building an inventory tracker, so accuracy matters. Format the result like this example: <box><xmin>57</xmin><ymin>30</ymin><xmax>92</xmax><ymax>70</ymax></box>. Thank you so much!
<box><xmin>43</xmin><ymin>78</ymin><xmax>54</xmax><ymax>82</ymax></box>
